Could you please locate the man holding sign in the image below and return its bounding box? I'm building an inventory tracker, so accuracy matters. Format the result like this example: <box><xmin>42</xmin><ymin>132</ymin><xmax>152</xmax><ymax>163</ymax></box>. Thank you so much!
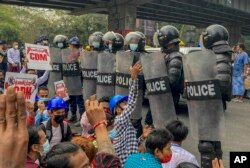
<box><xmin>25</xmin><ymin>43</ymin><xmax>52</xmax><ymax>71</ymax></box>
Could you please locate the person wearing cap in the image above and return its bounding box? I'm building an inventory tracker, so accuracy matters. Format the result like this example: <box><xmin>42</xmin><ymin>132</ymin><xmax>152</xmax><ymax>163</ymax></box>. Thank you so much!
<box><xmin>41</xmin><ymin>97</ymin><xmax>72</xmax><ymax>148</ymax></box>
<box><xmin>109</xmin><ymin>62</ymin><xmax>142</xmax><ymax>166</ymax></box>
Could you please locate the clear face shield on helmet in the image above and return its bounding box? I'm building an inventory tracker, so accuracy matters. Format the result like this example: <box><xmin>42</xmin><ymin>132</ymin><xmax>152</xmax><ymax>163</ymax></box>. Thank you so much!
<box><xmin>125</xmin><ymin>32</ymin><xmax>142</xmax><ymax>52</ymax></box>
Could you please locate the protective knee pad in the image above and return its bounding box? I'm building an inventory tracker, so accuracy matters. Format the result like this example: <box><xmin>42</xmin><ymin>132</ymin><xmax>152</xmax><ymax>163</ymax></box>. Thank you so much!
<box><xmin>198</xmin><ymin>141</ymin><xmax>215</xmax><ymax>168</ymax></box>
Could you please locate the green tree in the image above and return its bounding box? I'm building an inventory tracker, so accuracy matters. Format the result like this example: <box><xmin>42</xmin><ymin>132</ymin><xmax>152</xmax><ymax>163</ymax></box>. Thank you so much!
<box><xmin>0</xmin><ymin>5</ymin><xmax>21</xmax><ymax>43</ymax></box>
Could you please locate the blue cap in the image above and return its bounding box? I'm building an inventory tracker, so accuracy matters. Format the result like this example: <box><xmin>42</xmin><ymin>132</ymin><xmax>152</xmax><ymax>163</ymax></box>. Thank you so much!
<box><xmin>109</xmin><ymin>94</ymin><xmax>128</xmax><ymax>115</ymax></box>
<box><xmin>68</xmin><ymin>36</ymin><xmax>80</xmax><ymax>45</ymax></box>
<box><xmin>47</xmin><ymin>97</ymin><xmax>68</xmax><ymax>111</ymax></box>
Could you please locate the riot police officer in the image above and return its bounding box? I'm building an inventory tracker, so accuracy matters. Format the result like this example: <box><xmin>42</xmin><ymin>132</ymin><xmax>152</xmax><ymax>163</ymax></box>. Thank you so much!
<box><xmin>197</xmin><ymin>24</ymin><xmax>232</xmax><ymax>168</ymax></box>
<box><xmin>158</xmin><ymin>25</ymin><xmax>184</xmax><ymax>110</ymax></box>
<box><xmin>88</xmin><ymin>32</ymin><xmax>105</xmax><ymax>51</ymax></box>
<box><xmin>202</xmin><ymin>24</ymin><xmax>232</xmax><ymax>110</ymax></box>
<box><xmin>103</xmin><ymin>31</ymin><xmax>124</xmax><ymax>53</ymax></box>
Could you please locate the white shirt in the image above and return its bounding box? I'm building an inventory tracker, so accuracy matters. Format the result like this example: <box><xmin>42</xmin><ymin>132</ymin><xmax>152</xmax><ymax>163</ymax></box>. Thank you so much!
<box><xmin>50</xmin><ymin>126</ymin><xmax>62</xmax><ymax>148</ymax></box>
<box><xmin>162</xmin><ymin>144</ymin><xmax>199</xmax><ymax>168</ymax></box>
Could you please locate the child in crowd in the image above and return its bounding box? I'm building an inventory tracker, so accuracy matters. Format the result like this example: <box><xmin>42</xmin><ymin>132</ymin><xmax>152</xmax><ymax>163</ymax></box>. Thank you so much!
<box><xmin>163</xmin><ymin>120</ymin><xmax>199</xmax><ymax>168</ymax></box>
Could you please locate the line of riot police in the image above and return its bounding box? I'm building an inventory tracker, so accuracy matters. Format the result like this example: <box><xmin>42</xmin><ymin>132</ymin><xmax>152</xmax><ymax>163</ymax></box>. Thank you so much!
<box><xmin>47</xmin><ymin>24</ymin><xmax>232</xmax><ymax>168</ymax></box>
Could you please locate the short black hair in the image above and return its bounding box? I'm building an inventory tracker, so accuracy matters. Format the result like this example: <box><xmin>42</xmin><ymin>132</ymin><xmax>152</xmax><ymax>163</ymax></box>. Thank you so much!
<box><xmin>99</xmin><ymin>96</ymin><xmax>110</xmax><ymax>103</ymax></box>
<box><xmin>26</xmin><ymin>69</ymin><xmax>36</xmax><ymax>74</ymax></box>
<box><xmin>44</xmin><ymin>142</ymin><xmax>81</xmax><ymax>168</ymax></box>
<box><xmin>28</xmin><ymin>126</ymin><xmax>43</xmax><ymax>153</ymax></box>
<box><xmin>176</xmin><ymin>162</ymin><xmax>199</xmax><ymax>168</ymax></box>
<box><xmin>166</xmin><ymin>120</ymin><xmax>188</xmax><ymax>142</ymax></box>
<box><xmin>38</xmin><ymin>86</ymin><xmax>49</xmax><ymax>93</ymax></box>
<box><xmin>146</xmin><ymin>129</ymin><xmax>173</xmax><ymax>154</ymax></box>
<box><xmin>238</xmin><ymin>43</ymin><xmax>246</xmax><ymax>51</ymax></box>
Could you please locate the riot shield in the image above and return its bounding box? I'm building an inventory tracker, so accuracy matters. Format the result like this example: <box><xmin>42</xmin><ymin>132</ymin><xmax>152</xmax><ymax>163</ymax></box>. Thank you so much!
<box><xmin>140</xmin><ymin>51</ymin><xmax>176</xmax><ymax>129</ymax></box>
<box><xmin>61</xmin><ymin>48</ymin><xmax>82</xmax><ymax>96</ymax></box>
<box><xmin>115</xmin><ymin>51</ymin><xmax>143</xmax><ymax>120</ymax></box>
<box><xmin>96</xmin><ymin>51</ymin><xmax>116</xmax><ymax>99</ymax></box>
<box><xmin>48</xmin><ymin>47</ymin><xmax>62</xmax><ymax>98</ymax></box>
<box><xmin>80</xmin><ymin>51</ymin><xmax>98</xmax><ymax>100</ymax></box>
<box><xmin>183</xmin><ymin>49</ymin><xmax>225</xmax><ymax>141</ymax></box>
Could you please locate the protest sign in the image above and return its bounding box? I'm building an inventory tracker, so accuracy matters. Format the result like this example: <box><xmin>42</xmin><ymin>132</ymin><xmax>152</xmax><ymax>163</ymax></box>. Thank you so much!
<box><xmin>4</xmin><ymin>72</ymin><xmax>38</xmax><ymax>102</ymax></box>
<box><xmin>54</xmin><ymin>80</ymin><xmax>69</xmax><ymax>101</ymax></box>
<box><xmin>25</xmin><ymin>43</ymin><xmax>52</xmax><ymax>70</ymax></box>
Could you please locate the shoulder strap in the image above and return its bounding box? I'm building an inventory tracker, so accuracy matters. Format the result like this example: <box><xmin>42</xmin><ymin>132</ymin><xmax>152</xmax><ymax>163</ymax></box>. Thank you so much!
<box><xmin>62</xmin><ymin>121</ymin><xmax>68</xmax><ymax>139</ymax></box>
<box><xmin>42</xmin><ymin>121</ymin><xmax>52</xmax><ymax>142</ymax></box>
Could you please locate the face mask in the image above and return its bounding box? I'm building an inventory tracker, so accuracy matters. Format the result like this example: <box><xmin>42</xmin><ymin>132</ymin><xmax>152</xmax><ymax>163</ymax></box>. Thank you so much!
<box><xmin>108</xmin><ymin>128</ymin><xmax>117</xmax><ymax>140</ymax></box>
<box><xmin>43</xmin><ymin>40</ymin><xmax>48</xmax><ymax>45</ymax></box>
<box><xmin>108</xmin><ymin>44</ymin><xmax>112</xmax><ymax>50</ymax></box>
<box><xmin>159</xmin><ymin>154</ymin><xmax>172</xmax><ymax>163</ymax></box>
<box><xmin>39</xmin><ymin>97</ymin><xmax>49</xmax><ymax>102</ymax></box>
<box><xmin>54</xmin><ymin>115</ymin><xmax>64</xmax><ymax>124</ymax></box>
<box><xmin>41</xmin><ymin>139</ymin><xmax>50</xmax><ymax>155</ymax></box>
<box><xmin>57</xmin><ymin>43</ymin><xmax>64</xmax><ymax>48</ymax></box>
<box><xmin>130</xmin><ymin>44</ymin><xmax>138</xmax><ymax>51</ymax></box>
<box><xmin>92</xmin><ymin>41</ymin><xmax>100</xmax><ymax>48</ymax></box>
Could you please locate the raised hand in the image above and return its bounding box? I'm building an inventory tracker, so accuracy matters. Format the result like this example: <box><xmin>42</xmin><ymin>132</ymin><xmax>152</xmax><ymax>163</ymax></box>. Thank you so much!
<box><xmin>0</xmin><ymin>87</ymin><xmax>28</xmax><ymax>168</ymax></box>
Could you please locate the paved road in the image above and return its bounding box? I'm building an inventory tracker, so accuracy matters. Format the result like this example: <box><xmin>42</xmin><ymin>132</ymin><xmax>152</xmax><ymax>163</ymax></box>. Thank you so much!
<box><xmin>70</xmin><ymin>99</ymin><xmax>250</xmax><ymax>167</ymax></box>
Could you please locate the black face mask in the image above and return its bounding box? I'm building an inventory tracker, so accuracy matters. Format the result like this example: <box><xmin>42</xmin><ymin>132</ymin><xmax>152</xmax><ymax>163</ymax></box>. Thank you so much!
<box><xmin>54</xmin><ymin>115</ymin><xmax>64</xmax><ymax>124</ymax></box>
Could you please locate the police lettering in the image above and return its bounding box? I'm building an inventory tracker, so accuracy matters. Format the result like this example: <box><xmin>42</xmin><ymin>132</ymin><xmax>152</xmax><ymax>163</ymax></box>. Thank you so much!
<box><xmin>145</xmin><ymin>77</ymin><xmax>170</xmax><ymax>95</ymax></box>
<box><xmin>97</xmin><ymin>75</ymin><xmax>112</xmax><ymax>84</ymax></box>
<box><xmin>147</xmin><ymin>80</ymin><xmax>166</xmax><ymax>92</ymax></box>
<box><xmin>185</xmin><ymin>80</ymin><xmax>221</xmax><ymax>100</ymax></box>
<box><xmin>63</xmin><ymin>63</ymin><xmax>77</xmax><ymax>71</ymax></box>
<box><xmin>187</xmin><ymin>84</ymin><xmax>215</xmax><ymax>97</ymax></box>
<box><xmin>30</xmin><ymin>53</ymin><xmax>47</xmax><ymax>61</ymax></box>
<box><xmin>52</xmin><ymin>64</ymin><xmax>60</xmax><ymax>71</ymax></box>
<box><xmin>82</xmin><ymin>70</ymin><xmax>97</xmax><ymax>79</ymax></box>
<box><xmin>116</xmin><ymin>75</ymin><xmax>132</xmax><ymax>88</ymax></box>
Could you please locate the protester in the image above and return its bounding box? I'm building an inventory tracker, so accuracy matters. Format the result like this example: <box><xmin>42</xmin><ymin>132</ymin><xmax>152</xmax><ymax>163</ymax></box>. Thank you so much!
<box><xmin>0</xmin><ymin>52</ymin><xmax>8</xmax><ymax>73</ymax></box>
<box><xmin>176</xmin><ymin>162</ymin><xmax>199</xmax><ymax>168</ymax></box>
<box><xmin>163</xmin><ymin>120</ymin><xmax>199</xmax><ymax>168</ymax></box>
<box><xmin>80</xmin><ymin>96</ymin><xmax>111</xmax><ymax>137</ymax></box>
<box><xmin>0</xmin><ymin>87</ymin><xmax>28</xmax><ymax>168</ymax></box>
<box><xmin>7</xmin><ymin>41</ymin><xmax>21</xmax><ymax>72</ymax></box>
<box><xmin>35</xmin><ymin>99</ymin><xmax>49</xmax><ymax>126</ymax></box>
<box><xmin>71</xmin><ymin>136</ymin><xmax>97</xmax><ymax>165</ymax></box>
<box><xmin>26</xmin><ymin>126</ymin><xmax>50</xmax><ymax>168</ymax></box>
<box><xmin>109</xmin><ymin>62</ymin><xmax>142</xmax><ymax>166</ymax></box>
<box><xmin>26</xmin><ymin>101</ymin><xmax>36</xmax><ymax>126</ymax></box>
<box><xmin>124</xmin><ymin>129</ymin><xmax>173</xmax><ymax>168</ymax></box>
<box><xmin>20</xmin><ymin>59</ymin><xmax>50</xmax><ymax>86</ymax></box>
<box><xmin>212</xmin><ymin>158</ymin><xmax>224</xmax><ymax>168</ymax></box>
<box><xmin>232</xmin><ymin>43</ymin><xmax>249</xmax><ymax>103</ymax></box>
<box><xmin>41</xmin><ymin>97</ymin><xmax>72</xmax><ymax>148</ymax></box>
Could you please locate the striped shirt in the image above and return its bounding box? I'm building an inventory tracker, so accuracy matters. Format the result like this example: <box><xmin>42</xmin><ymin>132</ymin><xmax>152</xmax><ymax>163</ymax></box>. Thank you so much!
<box><xmin>7</xmin><ymin>48</ymin><xmax>21</xmax><ymax>64</ymax></box>
<box><xmin>113</xmin><ymin>79</ymin><xmax>139</xmax><ymax>166</ymax></box>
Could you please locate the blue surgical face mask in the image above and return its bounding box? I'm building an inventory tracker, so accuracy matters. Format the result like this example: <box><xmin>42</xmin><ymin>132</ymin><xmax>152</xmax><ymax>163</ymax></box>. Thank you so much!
<box><xmin>39</xmin><ymin>97</ymin><xmax>49</xmax><ymax>102</ymax></box>
<box><xmin>57</xmin><ymin>43</ymin><xmax>64</xmax><ymax>48</ymax></box>
<box><xmin>108</xmin><ymin>44</ymin><xmax>112</xmax><ymax>50</ymax></box>
<box><xmin>130</xmin><ymin>44</ymin><xmax>138</xmax><ymax>51</ymax></box>
<box><xmin>40</xmin><ymin>139</ymin><xmax>50</xmax><ymax>156</ymax></box>
<box><xmin>92</xmin><ymin>41</ymin><xmax>100</xmax><ymax>48</ymax></box>
<box><xmin>108</xmin><ymin>128</ymin><xmax>117</xmax><ymax>140</ymax></box>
